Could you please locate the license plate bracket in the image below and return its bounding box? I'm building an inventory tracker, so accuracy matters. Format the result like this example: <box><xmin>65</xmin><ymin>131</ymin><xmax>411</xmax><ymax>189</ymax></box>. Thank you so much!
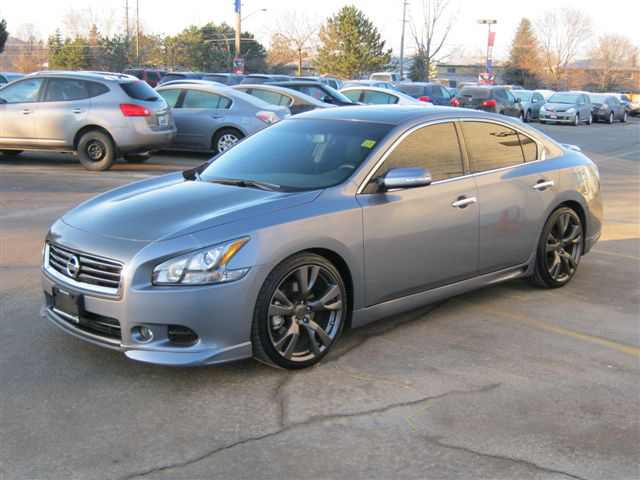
<box><xmin>52</xmin><ymin>287</ymin><xmax>83</xmax><ymax>323</ymax></box>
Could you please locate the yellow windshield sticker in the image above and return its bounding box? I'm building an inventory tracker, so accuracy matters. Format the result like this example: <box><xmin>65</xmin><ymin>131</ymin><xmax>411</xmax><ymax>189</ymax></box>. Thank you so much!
<box><xmin>361</xmin><ymin>139</ymin><xmax>376</xmax><ymax>148</ymax></box>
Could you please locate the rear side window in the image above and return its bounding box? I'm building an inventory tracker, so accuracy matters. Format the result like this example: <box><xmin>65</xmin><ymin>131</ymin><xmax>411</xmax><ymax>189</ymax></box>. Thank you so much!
<box><xmin>462</xmin><ymin>121</ymin><xmax>524</xmax><ymax>173</ymax></box>
<box><xmin>342</xmin><ymin>90</ymin><xmax>362</xmax><ymax>102</ymax></box>
<box><xmin>518</xmin><ymin>133</ymin><xmax>538</xmax><ymax>162</ymax></box>
<box><xmin>120</xmin><ymin>81</ymin><xmax>159</xmax><ymax>101</ymax></box>
<box><xmin>86</xmin><ymin>81</ymin><xmax>110</xmax><ymax>98</ymax></box>
<box><xmin>250</xmin><ymin>89</ymin><xmax>291</xmax><ymax>106</ymax></box>
<box><xmin>363</xmin><ymin>90</ymin><xmax>396</xmax><ymax>104</ymax></box>
<box><xmin>158</xmin><ymin>89</ymin><xmax>182</xmax><ymax>108</ymax></box>
<box><xmin>182</xmin><ymin>90</ymin><xmax>228</xmax><ymax>109</ymax></box>
<box><xmin>370</xmin><ymin>122</ymin><xmax>464</xmax><ymax>188</ymax></box>
<box><xmin>44</xmin><ymin>78</ymin><xmax>89</xmax><ymax>101</ymax></box>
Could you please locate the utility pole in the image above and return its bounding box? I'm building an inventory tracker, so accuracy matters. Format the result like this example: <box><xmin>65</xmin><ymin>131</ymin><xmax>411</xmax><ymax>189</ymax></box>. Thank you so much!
<box><xmin>136</xmin><ymin>0</ymin><xmax>140</xmax><ymax>65</ymax></box>
<box><xmin>235</xmin><ymin>0</ymin><xmax>241</xmax><ymax>57</ymax></box>
<box><xmin>125</xmin><ymin>0</ymin><xmax>130</xmax><ymax>41</ymax></box>
<box><xmin>399</xmin><ymin>0</ymin><xmax>408</xmax><ymax>79</ymax></box>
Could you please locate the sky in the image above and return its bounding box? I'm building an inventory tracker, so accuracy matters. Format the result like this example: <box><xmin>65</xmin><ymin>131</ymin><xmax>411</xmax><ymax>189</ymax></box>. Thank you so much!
<box><xmin>1</xmin><ymin>0</ymin><xmax>639</xmax><ymax>62</ymax></box>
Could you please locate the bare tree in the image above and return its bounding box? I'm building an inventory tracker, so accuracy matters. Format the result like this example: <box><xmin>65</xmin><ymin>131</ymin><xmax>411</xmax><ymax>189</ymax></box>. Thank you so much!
<box><xmin>535</xmin><ymin>7</ymin><xmax>592</xmax><ymax>88</ymax></box>
<box><xmin>588</xmin><ymin>34</ymin><xmax>639</xmax><ymax>91</ymax></box>
<box><xmin>266</xmin><ymin>33</ymin><xmax>296</xmax><ymax>73</ymax></box>
<box><xmin>62</xmin><ymin>6</ymin><xmax>118</xmax><ymax>39</ymax></box>
<box><xmin>409</xmin><ymin>0</ymin><xmax>459</xmax><ymax>81</ymax></box>
<box><xmin>12</xmin><ymin>24</ymin><xmax>47</xmax><ymax>73</ymax></box>
<box><xmin>269</xmin><ymin>11</ymin><xmax>318</xmax><ymax>76</ymax></box>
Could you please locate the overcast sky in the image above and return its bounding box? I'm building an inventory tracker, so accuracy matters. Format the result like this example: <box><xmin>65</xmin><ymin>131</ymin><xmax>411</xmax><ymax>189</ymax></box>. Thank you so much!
<box><xmin>1</xmin><ymin>0</ymin><xmax>638</xmax><ymax>61</ymax></box>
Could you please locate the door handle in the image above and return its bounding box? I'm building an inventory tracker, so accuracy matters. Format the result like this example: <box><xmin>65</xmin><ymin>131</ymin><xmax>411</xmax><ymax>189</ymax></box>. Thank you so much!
<box><xmin>21</xmin><ymin>109</ymin><xmax>32</xmax><ymax>115</ymax></box>
<box><xmin>532</xmin><ymin>180</ymin><xmax>554</xmax><ymax>190</ymax></box>
<box><xmin>72</xmin><ymin>108</ymin><xmax>85</xmax><ymax>114</ymax></box>
<box><xmin>210</xmin><ymin>114</ymin><xmax>222</xmax><ymax>119</ymax></box>
<box><xmin>451</xmin><ymin>196</ymin><xmax>477</xmax><ymax>208</ymax></box>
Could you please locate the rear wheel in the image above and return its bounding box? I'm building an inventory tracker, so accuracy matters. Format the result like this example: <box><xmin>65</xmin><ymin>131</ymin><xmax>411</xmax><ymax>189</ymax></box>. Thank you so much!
<box><xmin>0</xmin><ymin>150</ymin><xmax>23</xmax><ymax>155</ymax></box>
<box><xmin>524</xmin><ymin>110</ymin><xmax>531</xmax><ymax>123</ymax></box>
<box><xmin>77</xmin><ymin>131</ymin><xmax>115</xmax><ymax>171</ymax></box>
<box><xmin>518</xmin><ymin>111</ymin><xmax>524</xmax><ymax>122</ymax></box>
<box><xmin>621</xmin><ymin>111</ymin><xmax>628</xmax><ymax>123</ymax></box>
<box><xmin>587</xmin><ymin>113</ymin><xmax>593</xmax><ymax>125</ymax></box>
<box><xmin>251</xmin><ymin>253</ymin><xmax>347</xmax><ymax>369</ymax></box>
<box><xmin>212</xmin><ymin>128</ymin><xmax>244</xmax><ymax>154</ymax></box>
<box><xmin>528</xmin><ymin>207</ymin><xmax>583</xmax><ymax>288</ymax></box>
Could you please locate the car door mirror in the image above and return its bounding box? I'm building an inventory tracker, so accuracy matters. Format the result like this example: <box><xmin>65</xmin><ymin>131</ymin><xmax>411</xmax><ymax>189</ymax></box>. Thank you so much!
<box><xmin>322</xmin><ymin>95</ymin><xmax>333</xmax><ymax>104</ymax></box>
<box><xmin>532</xmin><ymin>98</ymin><xmax>538</xmax><ymax>103</ymax></box>
<box><xmin>380</xmin><ymin>167</ymin><xmax>432</xmax><ymax>190</ymax></box>
<box><xmin>515</xmin><ymin>97</ymin><xmax>522</xmax><ymax>102</ymax></box>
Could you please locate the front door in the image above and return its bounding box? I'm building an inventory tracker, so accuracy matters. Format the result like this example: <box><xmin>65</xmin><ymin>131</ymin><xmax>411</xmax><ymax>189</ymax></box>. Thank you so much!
<box><xmin>0</xmin><ymin>77</ymin><xmax>44</xmax><ymax>147</ymax></box>
<box><xmin>357</xmin><ymin>121</ymin><xmax>479</xmax><ymax>306</ymax></box>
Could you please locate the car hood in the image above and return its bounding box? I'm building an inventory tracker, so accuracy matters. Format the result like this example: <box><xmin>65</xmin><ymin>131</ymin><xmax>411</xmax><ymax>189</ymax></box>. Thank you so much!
<box><xmin>544</xmin><ymin>102</ymin><xmax>577</xmax><ymax>111</ymax></box>
<box><xmin>62</xmin><ymin>172</ymin><xmax>321</xmax><ymax>242</ymax></box>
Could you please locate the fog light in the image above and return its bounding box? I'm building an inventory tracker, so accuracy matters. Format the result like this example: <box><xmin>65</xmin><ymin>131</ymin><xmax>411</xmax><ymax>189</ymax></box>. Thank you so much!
<box><xmin>132</xmin><ymin>325</ymin><xmax>154</xmax><ymax>343</ymax></box>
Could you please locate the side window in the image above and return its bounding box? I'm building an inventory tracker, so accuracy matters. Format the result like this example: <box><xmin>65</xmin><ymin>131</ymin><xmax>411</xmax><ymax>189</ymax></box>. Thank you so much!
<box><xmin>462</xmin><ymin>121</ymin><xmax>524</xmax><ymax>173</ymax></box>
<box><xmin>518</xmin><ymin>133</ymin><xmax>538</xmax><ymax>162</ymax></box>
<box><xmin>300</xmin><ymin>86</ymin><xmax>325</xmax><ymax>100</ymax></box>
<box><xmin>182</xmin><ymin>90</ymin><xmax>222</xmax><ymax>108</ymax></box>
<box><xmin>43</xmin><ymin>78</ymin><xmax>88</xmax><ymax>102</ymax></box>
<box><xmin>342</xmin><ymin>90</ymin><xmax>362</xmax><ymax>102</ymax></box>
<box><xmin>158</xmin><ymin>89</ymin><xmax>182</xmax><ymax>108</ymax></box>
<box><xmin>250</xmin><ymin>89</ymin><xmax>285</xmax><ymax>106</ymax></box>
<box><xmin>328</xmin><ymin>80</ymin><xmax>338</xmax><ymax>89</ymax></box>
<box><xmin>534</xmin><ymin>93</ymin><xmax>543</xmax><ymax>102</ymax></box>
<box><xmin>363</xmin><ymin>90</ymin><xmax>393</xmax><ymax>104</ymax></box>
<box><xmin>438</xmin><ymin>87</ymin><xmax>450</xmax><ymax>99</ymax></box>
<box><xmin>368</xmin><ymin>122</ymin><xmax>464</xmax><ymax>190</ymax></box>
<box><xmin>506</xmin><ymin>90</ymin><xmax>516</xmax><ymax>102</ymax></box>
<box><xmin>218</xmin><ymin>96</ymin><xmax>233</xmax><ymax>109</ymax></box>
<box><xmin>86</xmin><ymin>81</ymin><xmax>110</xmax><ymax>98</ymax></box>
<box><xmin>0</xmin><ymin>78</ymin><xmax>44</xmax><ymax>103</ymax></box>
<box><xmin>279</xmin><ymin>95</ymin><xmax>292</xmax><ymax>107</ymax></box>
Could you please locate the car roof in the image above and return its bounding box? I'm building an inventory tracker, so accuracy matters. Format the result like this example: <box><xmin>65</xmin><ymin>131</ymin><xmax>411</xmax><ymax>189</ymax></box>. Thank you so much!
<box><xmin>26</xmin><ymin>71</ymin><xmax>137</xmax><ymax>82</ymax></box>
<box><xmin>341</xmin><ymin>86</ymin><xmax>397</xmax><ymax>94</ymax></box>
<box><xmin>268</xmin><ymin>81</ymin><xmax>326</xmax><ymax>87</ymax></box>
<box><xmin>232</xmin><ymin>84</ymin><xmax>330</xmax><ymax>106</ymax></box>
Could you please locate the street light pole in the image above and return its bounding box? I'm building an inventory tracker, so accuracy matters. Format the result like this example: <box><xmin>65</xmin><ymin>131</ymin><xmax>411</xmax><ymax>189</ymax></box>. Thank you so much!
<box><xmin>235</xmin><ymin>0</ymin><xmax>241</xmax><ymax>57</ymax></box>
<box><xmin>399</xmin><ymin>0</ymin><xmax>408</xmax><ymax>79</ymax></box>
<box><xmin>477</xmin><ymin>19</ymin><xmax>497</xmax><ymax>81</ymax></box>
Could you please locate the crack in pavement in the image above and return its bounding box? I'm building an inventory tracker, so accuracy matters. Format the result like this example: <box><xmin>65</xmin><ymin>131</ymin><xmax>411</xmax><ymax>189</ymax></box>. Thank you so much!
<box><xmin>426</xmin><ymin>438</ymin><xmax>588</xmax><ymax>480</ymax></box>
<box><xmin>272</xmin><ymin>372</ymin><xmax>293</xmax><ymax>429</ymax></box>
<box><xmin>122</xmin><ymin>382</ymin><xmax>498</xmax><ymax>480</ymax></box>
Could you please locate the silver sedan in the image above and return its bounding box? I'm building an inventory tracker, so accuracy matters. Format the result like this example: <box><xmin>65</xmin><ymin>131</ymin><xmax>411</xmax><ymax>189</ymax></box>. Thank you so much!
<box><xmin>41</xmin><ymin>106</ymin><xmax>602</xmax><ymax>369</ymax></box>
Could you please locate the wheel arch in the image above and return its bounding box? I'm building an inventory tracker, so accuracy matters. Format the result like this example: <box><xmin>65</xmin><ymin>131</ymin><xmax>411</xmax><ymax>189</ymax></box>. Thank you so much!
<box><xmin>73</xmin><ymin>125</ymin><xmax>115</xmax><ymax>151</ymax></box>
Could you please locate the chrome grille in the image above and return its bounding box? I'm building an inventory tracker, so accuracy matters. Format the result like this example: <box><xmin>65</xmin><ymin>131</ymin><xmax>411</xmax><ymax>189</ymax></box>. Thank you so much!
<box><xmin>47</xmin><ymin>243</ymin><xmax>123</xmax><ymax>292</ymax></box>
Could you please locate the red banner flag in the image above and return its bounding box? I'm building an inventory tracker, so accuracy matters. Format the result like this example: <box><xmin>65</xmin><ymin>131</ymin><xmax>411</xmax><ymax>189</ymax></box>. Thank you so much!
<box><xmin>488</xmin><ymin>31</ymin><xmax>496</xmax><ymax>47</ymax></box>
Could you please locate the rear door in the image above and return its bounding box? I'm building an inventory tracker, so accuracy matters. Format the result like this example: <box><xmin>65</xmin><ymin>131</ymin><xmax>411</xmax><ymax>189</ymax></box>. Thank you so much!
<box><xmin>460</xmin><ymin>120</ymin><xmax>558</xmax><ymax>273</ymax></box>
<box><xmin>358</xmin><ymin>121</ymin><xmax>478</xmax><ymax>305</ymax></box>
<box><xmin>36</xmin><ymin>77</ymin><xmax>90</xmax><ymax>148</ymax></box>
<box><xmin>0</xmin><ymin>77</ymin><xmax>44</xmax><ymax>147</ymax></box>
<box><xmin>168</xmin><ymin>89</ymin><xmax>229</xmax><ymax>150</ymax></box>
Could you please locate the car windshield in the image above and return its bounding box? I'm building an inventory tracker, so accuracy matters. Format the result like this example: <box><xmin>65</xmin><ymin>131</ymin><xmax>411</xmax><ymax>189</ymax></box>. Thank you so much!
<box><xmin>200</xmin><ymin>119</ymin><xmax>393</xmax><ymax>191</ymax></box>
<box><xmin>514</xmin><ymin>91</ymin><xmax>531</xmax><ymax>101</ymax></box>
<box><xmin>548</xmin><ymin>93</ymin><xmax>580</xmax><ymax>104</ymax></box>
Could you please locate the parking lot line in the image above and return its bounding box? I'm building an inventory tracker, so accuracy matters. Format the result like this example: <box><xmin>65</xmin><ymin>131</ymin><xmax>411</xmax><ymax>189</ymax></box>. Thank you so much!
<box><xmin>591</xmin><ymin>249</ymin><xmax>640</xmax><ymax>261</ymax></box>
<box><xmin>462</xmin><ymin>301</ymin><xmax>640</xmax><ymax>357</ymax></box>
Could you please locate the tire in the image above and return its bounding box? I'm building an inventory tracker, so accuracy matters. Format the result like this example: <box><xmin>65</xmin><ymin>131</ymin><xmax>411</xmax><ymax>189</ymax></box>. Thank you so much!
<box><xmin>540</xmin><ymin>120</ymin><xmax>546</xmax><ymax>124</ymax></box>
<box><xmin>528</xmin><ymin>207</ymin><xmax>583</xmax><ymax>289</ymax></box>
<box><xmin>607</xmin><ymin>112</ymin><xmax>614</xmax><ymax>124</ymax></box>
<box><xmin>518</xmin><ymin>112</ymin><xmax>524</xmax><ymax>122</ymax></box>
<box><xmin>0</xmin><ymin>150</ymin><xmax>23</xmax><ymax>155</ymax></box>
<box><xmin>123</xmin><ymin>153</ymin><xmax>150</xmax><ymax>163</ymax></box>
<box><xmin>524</xmin><ymin>110</ymin><xmax>531</xmax><ymax>123</ymax></box>
<box><xmin>251</xmin><ymin>252</ymin><xmax>347</xmax><ymax>369</ymax></box>
<box><xmin>621</xmin><ymin>111</ymin><xmax>628</xmax><ymax>123</ymax></box>
<box><xmin>572</xmin><ymin>114</ymin><xmax>579</xmax><ymax>126</ymax></box>
<box><xmin>587</xmin><ymin>113</ymin><xmax>592</xmax><ymax>125</ymax></box>
<box><xmin>77</xmin><ymin>131</ymin><xmax>116</xmax><ymax>171</ymax></box>
<box><xmin>212</xmin><ymin>128</ymin><xmax>244</xmax><ymax>154</ymax></box>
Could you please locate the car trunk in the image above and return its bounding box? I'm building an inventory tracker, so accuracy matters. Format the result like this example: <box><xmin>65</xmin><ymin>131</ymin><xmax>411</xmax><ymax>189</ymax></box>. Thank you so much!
<box><xmin>119</xmin><ymin>80</ymin><xmax>173</xmax><ymax>131</ymax></box>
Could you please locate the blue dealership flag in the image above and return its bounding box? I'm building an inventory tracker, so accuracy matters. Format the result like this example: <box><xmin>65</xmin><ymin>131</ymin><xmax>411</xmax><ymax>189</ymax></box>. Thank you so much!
<box><xmin>234</xmin><ymin>0</ymin><xmax>240</xmax><ymax>13</ymax></box>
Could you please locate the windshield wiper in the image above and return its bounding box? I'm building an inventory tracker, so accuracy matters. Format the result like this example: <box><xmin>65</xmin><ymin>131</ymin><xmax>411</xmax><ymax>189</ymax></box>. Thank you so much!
<box><xmin>209</xmin><ymin>177</ymin><xmax>281</xmax><ymax>191</ymax></box>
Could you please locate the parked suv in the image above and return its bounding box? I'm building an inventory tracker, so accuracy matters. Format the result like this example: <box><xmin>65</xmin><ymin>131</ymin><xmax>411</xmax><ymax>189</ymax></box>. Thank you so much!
<box><xmin>396</xmin><ymin>82</ymin><xmax>452</xmax><ymax>105</ymax></box>
<box><xmin>451</xmin><ymin>86</ymin><xmax>523</xmax><ymax>119</ymax></box>
<box><xmin>123</xmin><ymin>68</ymin><xmax>166</xmax><ymax>87</ymax></box>
<box><xmin>0</xmin><ymin>71</ymin><xmax>176</xmax><ymax>170</ymax></box>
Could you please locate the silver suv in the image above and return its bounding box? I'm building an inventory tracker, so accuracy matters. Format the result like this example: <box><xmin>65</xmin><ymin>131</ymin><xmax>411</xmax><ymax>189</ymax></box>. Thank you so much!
<box><xmin>0</xmin><ymin>71</ymin><xmax>177</xmax><ymax>170</ymax></box>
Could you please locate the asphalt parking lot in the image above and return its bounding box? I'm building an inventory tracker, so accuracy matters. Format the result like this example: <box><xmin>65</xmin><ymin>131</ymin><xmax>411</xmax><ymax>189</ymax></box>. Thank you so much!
<box><xmin>1</xmin><ymin>117</ymin><xmax>639</xmax><ymax>480</ymax></box>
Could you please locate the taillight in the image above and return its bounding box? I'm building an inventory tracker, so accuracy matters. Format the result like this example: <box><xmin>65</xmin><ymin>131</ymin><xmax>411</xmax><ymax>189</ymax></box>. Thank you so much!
<box><xmin>481</xmin><ymin>99</ymin><xmax>497</xmax><ymax>107</ymax></box>
<box><xmin>120</xmin><ymin>104</ymin><xmax>151</xmax><ymax>117</ymax></box>
<box><xmin>450</xmin><ymin>97</ymin><xmax>459</xmax><ymax>106</ymax></box>
<box><xmin>418</xmin><ymin>95</ymin><xmax>431</xmax><ymax>102</ymax></box>
<box><xmin>256</xmin><ymin>111</ymin><xmax>279</xmax><ymax>124</ymax></box>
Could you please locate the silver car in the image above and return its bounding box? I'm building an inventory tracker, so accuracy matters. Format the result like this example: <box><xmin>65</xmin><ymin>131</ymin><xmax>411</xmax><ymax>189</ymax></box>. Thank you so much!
<box><xmin>539</xmin><ymin>92</ymin><xmax>593</xmax><ymax>126</ymax></box>
<box><xmin>0</xmin><ymin>71</ymin><xmax>176</xmax><ymax>170</ymax></box>
<box><xmin>156</xmin><ymin>82</ymin><xmax>290</xmax><ymax>153</ymax></box>
<box><xmin>512</xmin><ymin>90</ymin><xmax>546</xmax><ymax>122</ymax></box>
<box><xmin>41</xmin><ymin>106</ymin><xmax>602</xmax><ymax>369</ymax></box>
<box><xmin>340</xmin><ymin>86</ymin><xmax>433</xmax><ymax>105</ymax></box>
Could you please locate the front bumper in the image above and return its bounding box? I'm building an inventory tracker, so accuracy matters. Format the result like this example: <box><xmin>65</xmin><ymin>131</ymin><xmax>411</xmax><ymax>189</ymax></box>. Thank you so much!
<box><xmin>539</xmin><ymin>112</ymin><xmax>576</xmax><ymax>123</ymax></box>
<box><xmin>41</xmin><ymin>255</ymin><xmax>271</xmax><ymax>366</ymax></box>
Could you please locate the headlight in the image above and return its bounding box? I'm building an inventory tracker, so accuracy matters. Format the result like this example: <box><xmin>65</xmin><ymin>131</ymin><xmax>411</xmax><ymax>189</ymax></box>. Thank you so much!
<box><xmin>152</xmin><ymin>237</ymin><xmax>250</xmax><ymax>285</ymax></box>
<box><xmin>540</xmin><ymin>106</ymin><xmax>546</xmax><ymax>111</ymax></box>
<box><xmin>566</xmin><ymin>107</ymin><xmax>576</xmax><ymax>113</ymax></box>
<box><xmin>599</xmin><ymin>104</ymin><xmax>607</xmax><ymax>110</ymax></box>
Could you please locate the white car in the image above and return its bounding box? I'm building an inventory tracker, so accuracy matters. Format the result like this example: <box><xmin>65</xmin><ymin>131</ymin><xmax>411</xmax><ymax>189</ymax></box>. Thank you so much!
<box><xmin>340</xmin><ymin>86</ymin><xmax>433</xmax><ymax>106</ymax></box>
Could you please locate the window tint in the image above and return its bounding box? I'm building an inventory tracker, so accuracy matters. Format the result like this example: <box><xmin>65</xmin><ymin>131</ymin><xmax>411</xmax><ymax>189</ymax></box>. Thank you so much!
<box><xmin>250</xmin><ymin>89</ymin><xmax>289</xmax><ymax>106</ymax></box>
<box><xmin>120</xmin><ymin>81</ymin><xmax>159</xmax><ymax>101</ymax></box>
<box><xmin>373</xmin><ymin>122</ymin><xmax>464</xmax><ymax>185</ymax></box>
<box><xmin>0</xmin><ymin>78</ymin><xmax>44</xmax><ymax>103</ymax></box>
<box><xmin>86</xmin><ymin>81</ymin><xmax>110</xmax><ymax>97</ymax></box>
<box><xmin>462</xmin><ymin>122</ymin><xmax>524</xmax><ymax>173</ymax></box>
<box><xmin>43</xmin><ymin>78</ymin><xmax>89</xmax><ymax>101</ymax></box>
<box><xmin>218</xmin><ymin>96</ymin><xmax>232</xmax><ymax>109</ymax></box>
<box><xmin>458</xmin><ymin>88</ymin><xmax>490</xmax><ymax>99</ymax></box>
<box><xmin>398</xmin><ymin>84</ymin><xmax>426</xmax><ymax>96</ymax></box>
<box><xmin>363</xmin><ymin>90</ymin><xmax>395</xmax><ymax>104</ymax></box>
<box><xmin>342</xmin><ymin>90</ymin><xmax>362</xmax><ymax>102</ymax></box>
<box><xmin>158</xmin><ymin>89</ymin><xmax>182</xmax><ymax>108</ymax></box>
<box><xmin>518</xmin><ymin>133</ymin><xmax>538</xmax><ymax>162</ymax></box>
<box><xmin>146</xmin><ymin>71</ymin><xmax>162</xmax><ymax>82</ymax></box>
<box><xmin>182</xmin><ymin>90</ymin><xmax>223</xmax><ymax>108</ymax></box>
<box><xmin>298</xmin><ymin>86</ymin><xmax>326</xmax><ymax>100</ymax></box>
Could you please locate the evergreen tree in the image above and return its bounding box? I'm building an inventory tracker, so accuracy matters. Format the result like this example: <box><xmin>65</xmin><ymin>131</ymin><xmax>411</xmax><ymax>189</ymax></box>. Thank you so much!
<box><xmin>409</xmin><ymin>54</ymin><xmax>427</xmax><ymax>81</ymax></box>
<box><xmin>314</xmin><ymin>6</ymin><xmax>391</xmax><ymax>78</ymax></box>
<box><xmin>0</xmin><ymin>19</ymin><xmax>8</xmax><ymax>54</ymax></box>
<box><xmin>506</xmin><ymin>18</ymin><xmax>542</xmax><ymax>88</ymax></box>
<box><xmin>48</xmin><ymin>37</ymin><xmax>90</xmax><ymax>70</ymax></box>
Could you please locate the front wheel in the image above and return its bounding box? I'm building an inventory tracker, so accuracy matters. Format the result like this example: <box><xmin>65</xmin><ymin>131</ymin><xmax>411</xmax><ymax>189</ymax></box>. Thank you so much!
<box><xmin>607</xmin><ymin>112</ymin><xmax>614</xmax><ymax>124</ymax></box>
<box><xmin>518</xmin><ymin>112</ymin><xmax>524</xmax><ymax>122</ymax></box>
<box><xmin>587</xmin><ymin>113</ymin><xmax>593</xmax><ymax>125</ymax></box>
<box><xmin>528</xmin><ymin>207</ymin><xmax>583</xmax><ymax>288</ymax></box>
<box><xmin>524</xmin><ymin>110</ymin><xmax>531</xmax><ymax>123</ymax></box>
<box><xmin>572</xmin><ymin>114</ymin><xmax>580</xmax><ymax>126</ymax></box>
<box><xmin>212</xmin><ymin>128</ymin><xmax>244</xmax><ymax>154</ymax></box>
<box><xmin>251</xmin><ymin>253</ymin><xmax>347</xmax><ymax>369</ymax></box>
<box><xmin>77</xmin><ymin>131</ymin><xmax>115</xmax><ymax>171</ymax></box>
<box><xmin>621</xmin><ymin>111</ymin><xmax>628</xmax><ymax>123</ymax></box>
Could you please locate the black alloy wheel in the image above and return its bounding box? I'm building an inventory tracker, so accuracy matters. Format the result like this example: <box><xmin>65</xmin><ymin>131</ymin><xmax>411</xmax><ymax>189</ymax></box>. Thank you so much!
<box><xmin>529</xmin><ymin>207</ymin><xmax>583</xmax><ymax>288</ymax></box>
<box><xmin>252</xmin><ymin>253</ymin><xmax>346</xmax><ymax>369</ymax></box>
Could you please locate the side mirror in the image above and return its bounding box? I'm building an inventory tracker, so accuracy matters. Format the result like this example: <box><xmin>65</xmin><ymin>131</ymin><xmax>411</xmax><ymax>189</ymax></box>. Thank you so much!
<box><xmin>380</xmin><ymin>167</ymin><xmax>432</xmax><ymax>191</ymax></box>
<box><xmin>322</xmin><ymin>95</ymin><xmax>333</xmax><ymax>104</ymax></box>
<box><xmin>515</xmin><ymin>97</ymin><xmax>522</xmax><ymax>102</ymax></box>
<box><xmin>532</xmin><ymin>98</ymin><xmax>538</xmax><ymax>103</ymax></box>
